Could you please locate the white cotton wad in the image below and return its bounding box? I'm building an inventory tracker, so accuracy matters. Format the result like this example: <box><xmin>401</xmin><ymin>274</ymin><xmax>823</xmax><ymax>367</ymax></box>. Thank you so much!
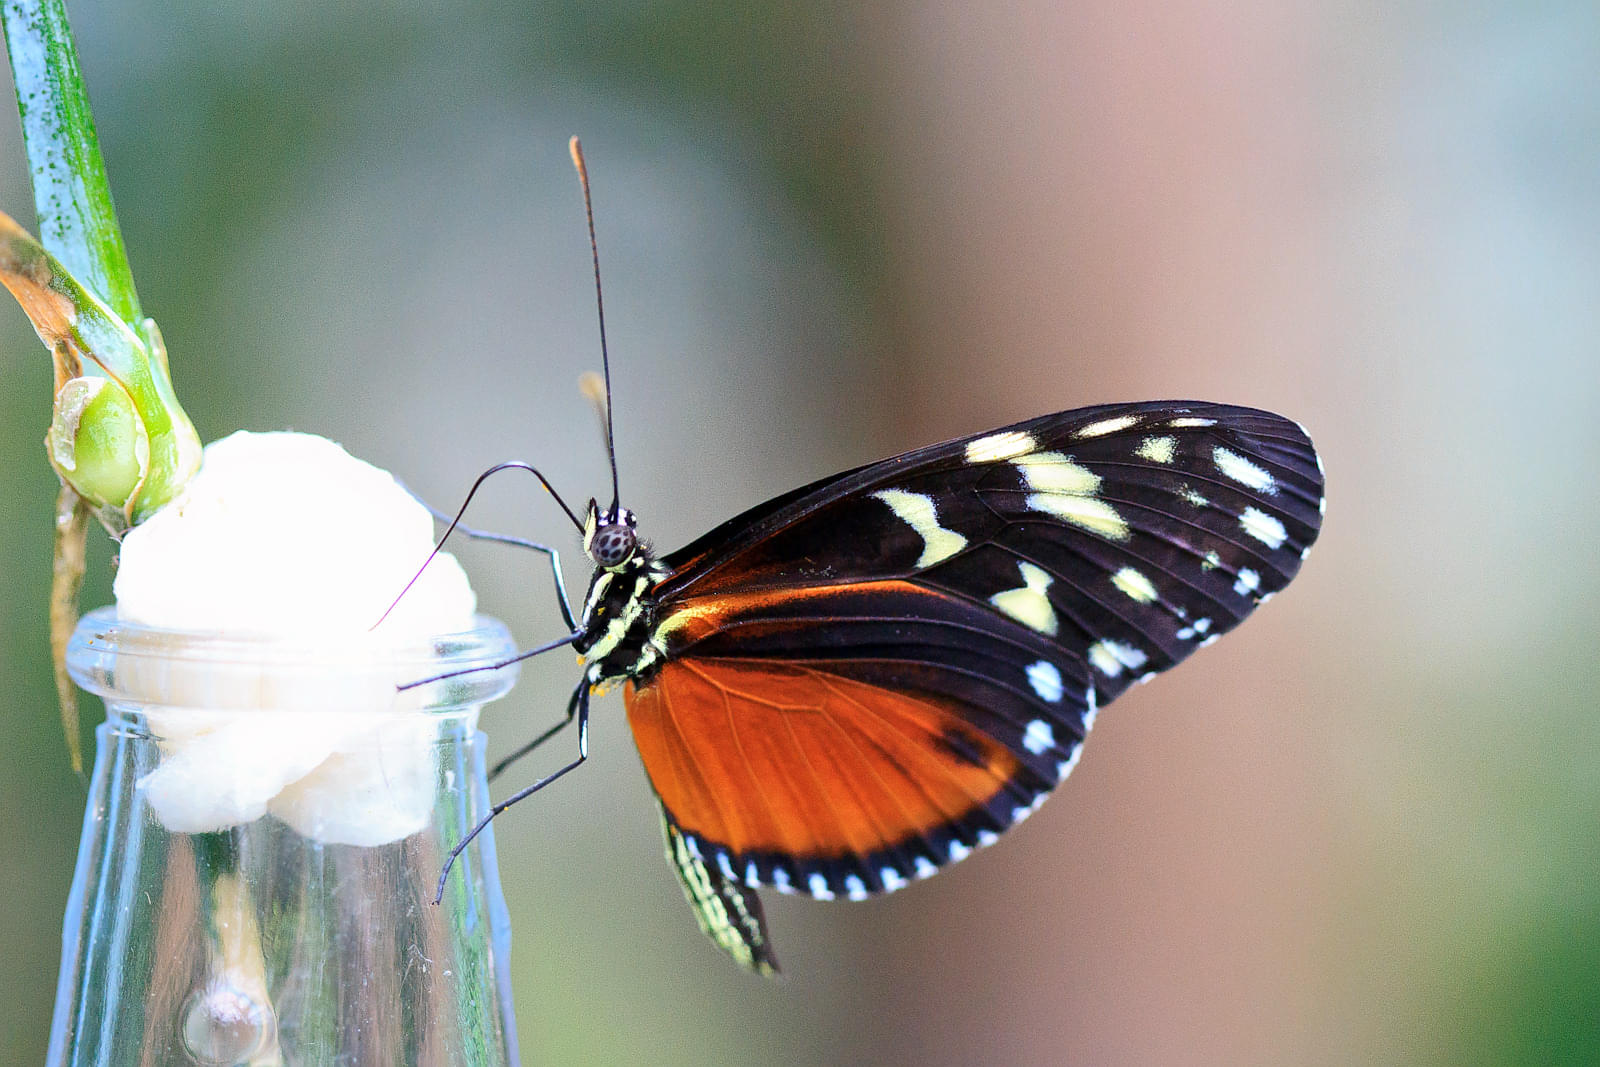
<box><xmin>114</xmin><ymin>431</ymin><xmax>478</xmax><ymax>846</ymax></box>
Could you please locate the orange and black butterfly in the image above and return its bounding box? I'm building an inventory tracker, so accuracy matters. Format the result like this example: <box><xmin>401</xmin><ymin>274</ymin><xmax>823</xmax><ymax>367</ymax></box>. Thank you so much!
<box><xmin>416</xmin><ymin>142</ymin><xmax>1325</xmax><ymax>975</ymax></box>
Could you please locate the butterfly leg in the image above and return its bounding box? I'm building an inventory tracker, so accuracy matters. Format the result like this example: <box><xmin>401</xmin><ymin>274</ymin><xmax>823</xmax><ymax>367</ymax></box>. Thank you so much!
<box><xmin>433</xmin><ymin>679</ymin><xmax>592</xmax><ymax>903</ymax></box>
<box><xmin>488</xmin><ymin>684</ymin><xmax>582</xmax><ymax>782</ymax></box>
<box><xmin>398</xmin><ymin>476</ymin><xmax>577</xmax><ymax>629</ymax></box>
<box><xmin>399</xmin><ymin>627</ymin><xmax>583</xmax><ymax>691</ymax></box>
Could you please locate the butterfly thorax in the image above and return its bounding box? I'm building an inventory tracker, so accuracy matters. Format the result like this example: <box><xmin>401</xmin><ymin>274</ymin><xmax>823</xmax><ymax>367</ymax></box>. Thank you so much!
<box><xmin>574</xmin><ymin>504</ymin><xmax>668</xmax><ymax>687</ymax></box>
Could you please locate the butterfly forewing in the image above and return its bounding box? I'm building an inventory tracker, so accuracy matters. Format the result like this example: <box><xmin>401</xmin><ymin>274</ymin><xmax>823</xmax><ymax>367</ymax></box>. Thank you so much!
<box><xmin>624</xmin><ymin>402</ymin><xmax>1324</xmax><ymax>911</ymax></box>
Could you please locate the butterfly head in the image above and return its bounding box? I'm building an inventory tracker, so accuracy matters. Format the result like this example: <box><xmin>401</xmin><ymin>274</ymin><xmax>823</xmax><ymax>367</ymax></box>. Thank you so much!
<box><xmin>584</xmin><ymin>499</ymin><xmax>640</xmax><ymax>570</ymax></box>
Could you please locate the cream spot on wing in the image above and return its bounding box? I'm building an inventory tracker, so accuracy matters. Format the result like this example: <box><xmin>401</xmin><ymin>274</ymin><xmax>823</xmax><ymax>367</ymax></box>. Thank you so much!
<box><xmin>1026</xmin><ymin>494</ymin><xmax>1130</xmax><ymax>540</ymax></box>
<box><xmin>1078</xmin><ymin>415</ymin><xmax>1140</xmax><ymax>438</ymax></box>
<box><xmin>965</xmin><ymin>430</ymin><xmax>1036</xmax><ymax>463</ymax></box>
<box><xmin>1026</xmin><ymin>660</ymin><xmax>1064</xmax><ymax>703</ymax></box>
<box><xmin>1013</xmin><ymin>451</ymin><xmax>1130</xmax><ymax>540</ymax></box>
<box><xmin>1233</xmin><ymin>567</ymin><xmax>1261</xmax><ymax>596</ymax></box>
<box><xmin>991</xmin><ymin>561</ymin><xmax>1059</xmax><ymax>635</ymax></box>
<box><xmin>1088</xmin><ymin>639</ymin><xmax>1148</xmax><ymax>678</ymax></box>
<box><xmin>1214</xmin><ymin>447</ymin><xmax>1277</xmax><ymax>494</ymax></box>
<box><xmin>1023</xmin><ymin>719</ymin><xmax>1056</xmax><ymax>755</ymax></box>
<box><xmin>1015</xmin><ymin>451</ymin><xmax>1100</xmax><ymax>494</ymax></box>
<box><xmin>1240</xmin><ymin>506</ymin><xmax>1288</xmax><ymax>549</ymax></box>
<box><xmin>1135</xmin><ymin>435</ymin><xmax>1177</xmax><ymax>463</ymax></box>
<box><xmin>1111</xmin><ymin>566</ymin><xmax>1158</xmax><ymax>604</ymax></box>
<box><xmin>1170</xmin><ymin>417</ymin><xmax>1217</xmax><ymax>428</ymax></box>
<box><xmin>871</xmin><ymin>488</ymin><xmax>968</xmax><ymax>568</ymax></box>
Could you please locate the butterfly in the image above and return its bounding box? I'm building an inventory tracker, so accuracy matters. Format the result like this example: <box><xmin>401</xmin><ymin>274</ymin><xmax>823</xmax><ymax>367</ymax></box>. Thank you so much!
<box><xmin>414</xmin><ymin>141</ymin><xmax>1325</xmax><ymax>976</ymax></box>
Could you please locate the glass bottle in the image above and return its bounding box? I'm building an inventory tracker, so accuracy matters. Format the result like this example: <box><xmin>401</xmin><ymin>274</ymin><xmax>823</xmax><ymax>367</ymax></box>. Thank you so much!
<box><xmin>50</xmin><ymin>606</ymin><xmax>523</xmax><ymax>1066</ymax></box>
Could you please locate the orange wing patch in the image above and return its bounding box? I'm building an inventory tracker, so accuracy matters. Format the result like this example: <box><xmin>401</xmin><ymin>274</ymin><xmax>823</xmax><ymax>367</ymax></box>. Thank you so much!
<box><xmin>625</xmin><ymin>657</ymin><xmax>1023</xmax><ymax>867</ymax></box>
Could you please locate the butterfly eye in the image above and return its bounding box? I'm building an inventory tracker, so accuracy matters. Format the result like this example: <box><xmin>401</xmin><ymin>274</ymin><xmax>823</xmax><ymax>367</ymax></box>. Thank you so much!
<box><xmin>590</xmin><ymin>523</ymin><xmax>637</xmax><ymax>568</ymax></box>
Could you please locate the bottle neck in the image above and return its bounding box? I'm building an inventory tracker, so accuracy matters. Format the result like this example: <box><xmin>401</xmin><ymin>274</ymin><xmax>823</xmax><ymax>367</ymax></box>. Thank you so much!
<box><xmin>51</xmin><ymin>607</ymin><xmax>523</xmax><ymax>1066</ymax></box>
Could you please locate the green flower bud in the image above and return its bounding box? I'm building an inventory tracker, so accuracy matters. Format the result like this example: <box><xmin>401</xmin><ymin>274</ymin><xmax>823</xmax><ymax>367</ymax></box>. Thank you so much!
<box><xmin>47</xmin><ymin>375</ymin><xmax>150</xmax><ymax>516</ymax></box>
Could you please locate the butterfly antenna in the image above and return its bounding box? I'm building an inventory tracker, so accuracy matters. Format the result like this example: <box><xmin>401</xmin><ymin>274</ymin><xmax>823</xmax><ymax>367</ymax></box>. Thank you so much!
<box><xmin>570</xmin><ymin>136</ymin><xmax>621</xmax><ymax>515</ymax></box>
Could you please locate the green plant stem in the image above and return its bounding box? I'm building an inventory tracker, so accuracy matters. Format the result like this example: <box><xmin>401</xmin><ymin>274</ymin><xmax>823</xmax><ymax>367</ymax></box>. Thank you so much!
<box><xmin>2</xmin><ymin>0</ymin><xmax>140</xmax><ymax>321</ymax></box>
<box><xmin>2</xmin><ymin>0</ymin><xmax>141</xmax><ymax>772</ymax></box>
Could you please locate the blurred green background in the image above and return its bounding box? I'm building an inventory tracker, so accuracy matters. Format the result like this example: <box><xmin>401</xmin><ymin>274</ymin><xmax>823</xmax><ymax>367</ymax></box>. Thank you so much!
<box><xmin>3</xmin><ymin>2</ymin><xmax>1597</xmax><ymax>1063</ymax></box>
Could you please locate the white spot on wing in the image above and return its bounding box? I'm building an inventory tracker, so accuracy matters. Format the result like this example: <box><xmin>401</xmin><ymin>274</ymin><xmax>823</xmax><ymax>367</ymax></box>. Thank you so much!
<box><xmin>966</xmin><ymin>430</ymin><xmax>1035</xmax><ymax>463</ymax></box>
<box><xmin>745</xmin><ymin>861</ymin><xmax>761</xmax><ymax>886</ymax></box>
<box><xmin>1180</xmin><ymin>485</ymin><xmax>1210</xmax><ymax>508</ymax></box>
<box><xmin>977</xmin><ymin>830</ymin><xmax>999</xmax><ymax>847</ymax></box>
<box><xmin>1012</xmin><ymin>793</ymin><xmax>1047</xmax><ymax>824</ymax></box>
<box><xmin>717</xmin><ymin>851</ymin><xmax>735</xmax><ymax>880</ymax></box>
<box><xmin>991</xmin><ymin>561</ymin><xmax>1059</xmax><ymax>635</ymax></box>
<box><xmin>1233</xmin><ymin>568</ymin><xmax>1261</xmax><ymax>596</ymax></box>
<box><xmin>1078</xmin><ymin>415</ymin><xmax>1140</xmax><ymax>438</ymax></box>
<box><xmin>844</xmin><ymin>875</ymin><xmax>868</xmax><ymax>901</ymax></box>
<box><xmin>1084</xmin><ymin>685</ymin><xmax>1099</xmax><ymax>730</ymax></box>
<box><xmin>1240</xmin><ymin>506</ymin><xmax>1288</xmax><ymax>549</ymax></box>
<box><xmin>773</xmin><ymin>867</ymin><xmax>794</xmax><ymax>894</ymax></box>
<box><xmin>1088</xmin><ymin>639</ymin><xmax>1148</xmax><ymax>678</ymax></box>
<box><xmin>872</xmin><ymin>488</ymin><xmax>968</xmax><ymax>568</ymax></box>
<box><xmin>913</xmin><ymin>856</ymin><xmax>938</xmax><ymax>879</ymax></box>
<box><xmin>1026</xmin><ymin>660</ymin><xmax>1063</xmax><ymax>703</ymax></box>
<box><xmin>948</xmin><ymin>840</ymin><xmax>971</xmax><ymax>862</ymax></box>
<box><xmin>1136</xmin><ymin>435</ymin><xmax>1177</xmax><ymax>463</ymax></box>
<box><xmin>1023</xmin><ymin>719</ymin><xmax>1056</xmax><ymax>755</ymax></box>
<box><xmin>1111</xmin><ymin>566</ymin><xmax>1158</xmax><ymax>604</ymax></box>
<box><xmin>880</xmin><ymin>867</ymin><xmax>908</xmax><ymax>892</ymax></box>
<box><xmin>1214</xmin><ymin>447</ymin><xmax>1277</xmax><ymax>494</ymax></box>
<box><xmin>1170</xmin><ymin>417</ymin><xmax>1216</xmax><ymax>428</ymax></box>
<box><xmin>807</xmin><ymin>872</ymin><xmax>834</xmax><ymax>900</ymax></box>
<box><xmin>1057</xmin><ymin>745</ymin><xmax>1083</xmax><ymax>781</ymax></box>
